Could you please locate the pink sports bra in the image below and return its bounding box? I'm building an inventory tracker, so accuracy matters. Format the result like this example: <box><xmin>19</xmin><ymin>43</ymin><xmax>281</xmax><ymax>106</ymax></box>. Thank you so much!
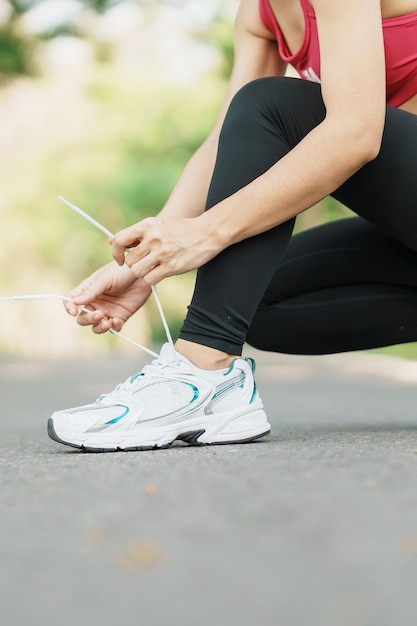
<box><xmin>259</xmin><ymin>0</ymin><xmax>417</xmax><ymax>107</ymax></box>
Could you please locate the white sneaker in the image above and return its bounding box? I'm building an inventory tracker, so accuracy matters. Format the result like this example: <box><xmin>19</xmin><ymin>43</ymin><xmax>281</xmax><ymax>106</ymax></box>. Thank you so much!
<box><xmin>48</xmin><ymin>343</ymin><xmax>270</xmax><ymax>452</ymax></box>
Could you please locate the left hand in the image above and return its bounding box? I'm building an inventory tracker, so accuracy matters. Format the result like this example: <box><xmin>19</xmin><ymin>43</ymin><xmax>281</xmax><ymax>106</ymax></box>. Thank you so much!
<box><xmin>64</xmin><ymin>261</ymin><xmax>152</xmax><ymax>334</ymax></box>
<box><xmin>111</xmin><ymin>215</ymin><xmax>221</xmax><ymax>284</ymax></box>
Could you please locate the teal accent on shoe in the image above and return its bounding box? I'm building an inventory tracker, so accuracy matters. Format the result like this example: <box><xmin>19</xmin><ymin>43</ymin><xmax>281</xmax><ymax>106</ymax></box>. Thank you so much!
<box><xmin>184</xmin><ymin>382</ymin><xmax>199</xmax><ymax>403</ymax></box>
<box><xmin>245</xmin><ymin>357</ymin><xmax>256</xmax><ymax>373</ymax></box>
<box><xmin>105</xmin><ymin>405</ymin><xmax>129</xmax><ymax>424</ymax></box>
<box><xmin>130</xmin><ymin>371</ymin><xmax>144</xmax><ymax>383</ymax></box>
<box><xmin>250</xmin><ymin>381</ymin><xmax>257</xmax><ymax>404</ymax></box>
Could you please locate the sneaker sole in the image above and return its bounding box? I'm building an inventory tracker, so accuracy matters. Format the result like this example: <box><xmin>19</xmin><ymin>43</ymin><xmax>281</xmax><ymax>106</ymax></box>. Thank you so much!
<box><xmin>47</xmin><ymin>417</ymin><xmax>271</xmax><ymax>453</ymax></box>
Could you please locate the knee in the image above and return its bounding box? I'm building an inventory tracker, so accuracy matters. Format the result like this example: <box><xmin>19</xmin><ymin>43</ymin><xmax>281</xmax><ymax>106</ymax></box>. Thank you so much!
<box><xmin>222</xmin><ymin>76</ymin><xmax>325</xmax><ymax>138</ymax></box>
<box><xmin>233</xmin><ymin>76</ymin><xmax>285</xmax><ymax>104</ymax></box>
<box><xmin>219</xmin><ymin>77</ymin><xmax>290</xmax><ymax>146</ymax></box>
<box><xmin>225</xmin><ymin>77</ymin><xmax>289</xmax><ymax>124</ymax></box>
<box><xmin>228</xmin><ymin>76</ymin><xmax>321</xmax><ymax>115</ymax></box>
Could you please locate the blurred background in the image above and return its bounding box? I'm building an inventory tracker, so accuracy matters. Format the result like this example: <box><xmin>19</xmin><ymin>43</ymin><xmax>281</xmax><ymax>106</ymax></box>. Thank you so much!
<box><xmin>0</xmin><ymin>0</ymin><xmax>350</xmax><ymax>358</ymax></box>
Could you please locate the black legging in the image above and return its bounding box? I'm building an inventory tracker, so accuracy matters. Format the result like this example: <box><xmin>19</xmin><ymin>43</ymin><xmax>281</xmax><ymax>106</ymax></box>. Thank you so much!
<box><xmin>179</xmin><ymin>77</ymin><xmax>417</xmax><ymax>355</ymax></box>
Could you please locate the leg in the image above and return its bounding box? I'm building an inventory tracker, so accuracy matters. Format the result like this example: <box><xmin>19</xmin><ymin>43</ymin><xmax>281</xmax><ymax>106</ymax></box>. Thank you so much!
<box><xmin>247</xmin><ymin>217</ymin><xmax>417</xmax><ymax>354</ymax></box>
<box><xmin>179</xmin><ymin>78</ymin><xmax>417</xmax><ymax>359</ymax></box>
<box><xmin>178</xmin><ymin>78</ymin><xmax>326</xmax><ymax>359</ymax></box>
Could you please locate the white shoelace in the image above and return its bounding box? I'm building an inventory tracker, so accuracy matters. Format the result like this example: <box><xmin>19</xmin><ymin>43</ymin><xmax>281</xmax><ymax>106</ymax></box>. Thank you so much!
<box><xmin>104</xmin><ymin>348</ymin><xmax>186</xmax><ymax>400</ymax></box>
<box><xmin>0</xmin><ymin>197</ymin><xmax>178</xmax><ymax>362</ymax></box>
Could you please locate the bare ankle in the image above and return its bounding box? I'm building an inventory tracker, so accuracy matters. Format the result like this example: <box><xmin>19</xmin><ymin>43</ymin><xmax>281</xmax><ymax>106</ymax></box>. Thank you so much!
<box><xmin>175</xmin><ymin>339</ymin><xmax>238</xmax><ymax>371</ymax></box>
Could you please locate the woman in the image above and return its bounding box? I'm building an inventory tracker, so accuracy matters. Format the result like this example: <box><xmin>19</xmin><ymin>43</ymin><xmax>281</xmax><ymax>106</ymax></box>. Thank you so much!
<box><xmin>49</xmin><ymin>0</ymin><xmax>417</xmax><ymax>451</ymax></box>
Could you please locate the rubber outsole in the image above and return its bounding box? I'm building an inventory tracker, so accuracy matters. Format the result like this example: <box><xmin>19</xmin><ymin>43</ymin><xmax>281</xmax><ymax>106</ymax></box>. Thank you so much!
<box><xmin>47</xmin><ymin>418</ymin><xmax>270</xmax><ymax>453</ymax></box>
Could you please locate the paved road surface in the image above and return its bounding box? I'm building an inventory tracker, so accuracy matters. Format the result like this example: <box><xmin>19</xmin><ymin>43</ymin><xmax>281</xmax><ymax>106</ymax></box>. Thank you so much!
<box><xmin>1</xmin><ymin>348</ymin><xmax>417</xmax><ymax>626</ymax></box>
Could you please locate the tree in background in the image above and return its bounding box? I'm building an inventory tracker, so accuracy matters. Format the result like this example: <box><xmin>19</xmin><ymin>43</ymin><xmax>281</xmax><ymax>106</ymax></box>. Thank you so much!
<box><xmin>0</xmin><ymin>0</ymin><xmax>236</xmax><ymax>81</ymax></box>
<box><xmin>0</xmin><ymin>0</ymin><xmax>237</xmax><ymax>355</ymax></box>
<box><xmin>0</xmin><ymin>0</ymin><xmax>33</xmax><ymax>78</ymax></box>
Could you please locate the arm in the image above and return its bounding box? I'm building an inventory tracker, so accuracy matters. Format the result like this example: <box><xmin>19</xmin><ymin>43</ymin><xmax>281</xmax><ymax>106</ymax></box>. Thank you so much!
<box><xmin>159</xmin><ymin>0</ymin><xmax>286</xmax><ymax>219</ymax></box>
<box><xmin>64</xmin><ymin>0</ymin><xmax>282</xmax><ymax>331</ymax></box>
<box><xmin>112</xmin><ymin>0</ymin><xmax>387</xmax><ymax>284</ymax></box>
<box><xmin>203</xmin><ymin>0</ymin><xmax>386</xmax><ymax>245</ymax></box>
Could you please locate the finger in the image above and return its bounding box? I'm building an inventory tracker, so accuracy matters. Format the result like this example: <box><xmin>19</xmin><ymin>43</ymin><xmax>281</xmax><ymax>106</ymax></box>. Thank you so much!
<box><xmin>123</xmin><ymin>246</ymin><xmax>151</xmax><ymax>270</ymax></box>
<box><xmin>69</xmin><ymin>265</ymin><xmax>115</xmax><ymax>307</ymax></box>
<box><xmin>142</xmin><ymin>265</ymin><xmax>169</xmax><ymax>285</ymax></box>
<box><xmin>65</xmin><ymin>284</ymin><xmax>94</xmax><ymax>315</ymax></box>
<box><xmin>92</xmin><ymin>315</ymin><xmax>125</xmax><ymax>334</ymax></box>
<box><xmin>111</xmin><ymin>226</ymin><xmax>143</xmax><ymax>266</ymax></box>
<box><xmin>77</xmin><ymin>309</ymin><xmax>105</xmax><ymax>327</ymax></box>
<box><xmin>130</xmin><ymin>245</ymin><xmax>183</xmax><ymax>282</ymax></box>
<box><xmin>63</xmin><ymin>298</ymin><xmax>79</xmax><ymax>316</ymax></box>
<box><xmin>125</xmin><ymin>241</ymin><xmax>162</xmax><ymax>276</ymax></box>
<box><xmin>92</xmin><ymin>318</ymin><xmax>113</xmax><ymax>334</ymax></box>
<box><xmin>111</xmin><ymin>317</ymin><xmax>124</xmax><ymax>332</ymax></box>
<box><xmin>71</xmin><ymin>287</ymin><xmax>101</xmax><ymax>306</ymax></box>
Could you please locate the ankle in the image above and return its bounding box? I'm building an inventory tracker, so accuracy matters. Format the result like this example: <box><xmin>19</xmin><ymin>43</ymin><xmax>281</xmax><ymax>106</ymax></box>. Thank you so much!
<box><xmin>175</xmin><ymin>339</ymin><xmax>238</xmax><ymax>371</ymax></box>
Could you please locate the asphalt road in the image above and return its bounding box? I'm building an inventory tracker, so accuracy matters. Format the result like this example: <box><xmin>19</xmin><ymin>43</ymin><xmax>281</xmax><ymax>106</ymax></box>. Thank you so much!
<box><xmin>1</xmin><ymin>348</ymin><xmax>417</xmax><ymax>626</ymax></box>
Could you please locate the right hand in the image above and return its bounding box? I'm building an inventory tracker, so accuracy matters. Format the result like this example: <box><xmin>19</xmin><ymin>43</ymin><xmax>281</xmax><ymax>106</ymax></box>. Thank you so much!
<box><xmin>64</xmin><ymin>262</ymin><xmax>152</xmax><ymax>334</ymax></box>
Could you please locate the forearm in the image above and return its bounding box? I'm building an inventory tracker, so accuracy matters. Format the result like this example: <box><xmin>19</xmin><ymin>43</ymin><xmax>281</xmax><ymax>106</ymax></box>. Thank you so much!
<box><xmin>199</xmin><ymin>117</ymin><xmax>381</xmax><ymax>249</ymax></box>
<box><xmin>159</xmin><ymin>136</ymin><xmax>218</xmax><ymax>219</ymax></box>
<box><xmin>111</xmin><ymin>116</ymin><xmax>382</xmax><ymax>285</ymax></box>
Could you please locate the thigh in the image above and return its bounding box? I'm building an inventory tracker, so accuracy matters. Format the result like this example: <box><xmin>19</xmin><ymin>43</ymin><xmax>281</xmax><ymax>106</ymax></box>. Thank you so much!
<box><xmin>262</xmin><ymin>217</ymin><xmax>417</xmax><ymax>305</ymax></box>
<box><xmin>248</xmin><ymin>217</ymin><xmax>417</xmax><ymax>354</ymax></box>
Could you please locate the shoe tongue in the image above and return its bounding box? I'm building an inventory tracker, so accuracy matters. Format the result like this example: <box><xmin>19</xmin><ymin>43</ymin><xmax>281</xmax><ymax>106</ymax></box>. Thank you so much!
<box><xmin>158</xmin><ymin>342</ymin><xmax>180</xmax><ymax>364</ymax></box>
<box><xmin>158</xmin><ymin>344</ymin><xmax>231</xmax><ymax>379</ymax></box>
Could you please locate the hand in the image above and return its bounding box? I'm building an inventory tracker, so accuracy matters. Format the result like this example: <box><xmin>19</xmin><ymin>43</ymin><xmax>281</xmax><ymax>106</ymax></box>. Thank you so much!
<box><xmin>111</xmin><ymin>215</ymin><xmax>220</xmax><ymax>284</ymax></box>
<box><xmin>64</xmin><ymin>262</ymin><xmax>152</xmax><ymax>334</ymax></box>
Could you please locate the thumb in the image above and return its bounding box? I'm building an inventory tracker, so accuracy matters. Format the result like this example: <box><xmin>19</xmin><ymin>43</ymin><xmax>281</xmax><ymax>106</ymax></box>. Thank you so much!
<box><xmin>69</xmin><ymin>274</ymin><xmax>106</xmax><ymax>305</ymax></box>
<box><xmin>65</xmin><ymin>286</ymin><xmax>97</xmax><ymax>314</ymax></box>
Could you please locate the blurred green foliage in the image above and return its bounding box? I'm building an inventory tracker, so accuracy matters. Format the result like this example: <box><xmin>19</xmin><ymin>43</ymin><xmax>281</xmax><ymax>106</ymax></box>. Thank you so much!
<box><xmin>0</xmin><ymin>28</ymin><xmax>26</xmax><ymax>75</ymax></box>
<box><xmin>0</xmin><ymin>2</ymin><xmax>234</xmax><ymax>351</ymax></box>
<box><xmin>205</xmin><ymin>16</ymin><xmax>235</xmax><ymax>79</ymax></box>
<box><xmin>38</xmin><ymin>76</ymin><xmax>222</xmax><ymax>280</ymax></box>
<box><xmin>2</xmin><ymin>1</ymin><xmax>414</xmax><ymax>358</ymax></box>
<box><xmin>0</xmin><ymin>1</ymin><xmax>35</xmax><ymax>80</ymax></box>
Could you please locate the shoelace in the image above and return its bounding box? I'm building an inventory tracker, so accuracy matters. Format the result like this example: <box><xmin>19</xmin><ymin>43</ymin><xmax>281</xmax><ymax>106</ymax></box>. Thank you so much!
<box><xmin>0</xmin><ymin>197</ymin><xmax>178</xmax><ymax>363</ymax></box>
<box><xmin>0</xmin><ymin>293</ymin><xmax>159</xmax><ymax>358</ymax></box>
<box><xmin>103</xmin><ymin>350</ymin><xmax>187</xmax><ymax>400</ymax></box>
